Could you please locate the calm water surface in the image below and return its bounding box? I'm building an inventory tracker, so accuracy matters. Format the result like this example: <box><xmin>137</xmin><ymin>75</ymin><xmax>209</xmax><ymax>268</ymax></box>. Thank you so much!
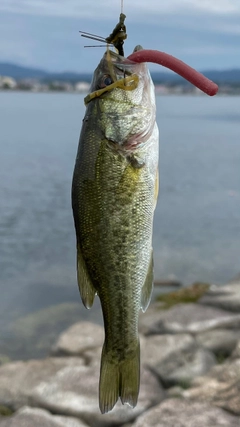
<box><xmin>0</xmin><ymin>92</ymin><xmax>239</xmax><ymax>358</ymax></box>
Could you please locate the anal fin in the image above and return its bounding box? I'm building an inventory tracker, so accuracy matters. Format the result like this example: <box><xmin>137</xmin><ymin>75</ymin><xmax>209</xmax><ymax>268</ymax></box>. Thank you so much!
<box><xmin>77</xmin><ymin>243</ymin><xmax>96</xmax><ymax>309</ymax></box>
<box><xmin>141</xmin><ymin>251</ymin><xmax>154</xmax><ymax>312</ymax></box>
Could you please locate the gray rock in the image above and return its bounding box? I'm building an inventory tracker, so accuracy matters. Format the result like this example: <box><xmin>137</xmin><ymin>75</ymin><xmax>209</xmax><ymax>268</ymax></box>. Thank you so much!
<box><xmin>231</xmin><ymin>340</ymin><xmax>240</xmax><ymax>359</ymax></box>
<box><xmin>196</xmin><ymin>329</ymin><xmax>240</xmax><ymax>357</ymax></box>
<box><xmin>167</xmin><ymin>385</ymin><xmax>185</xmax><ymax>398</ymax></box>
<box><xmin>0</xmin><ymin>406</ymin><xmax>87</xmax><ymax>427</ymax></box>
<box><xmin>51</xmin><ymin>321</ymin><xmax>105</xmax><ymax>357</ymax></box>
<box><xmin>229</xmin><ymin>272</ymin><xmax>240</xmax><ymax>282</ymax></box>
<box><xmin>68</xmin><ymin>334</ymin><xmax>146</xmax><ymax>369</ymax></box>
<box><xmin>0</xmin><ymin>357</ymin><xmax>85</xmax><ymax>410</ymax></box>
<box><xmin>132</xmin><ymin>398</ymin><xmax>240</xmax><ymax>427</ymax></box>
<box><xmin>0</xmin><ymin>354</ymin><xmax>164</xmax><ymax>426</ymax></box>
<box><xmin>52</xmin><ymin>322</ymin><xmax>147</xmax><ymax>367</ymax></box>
<box><xmin>141</xmin><ymin>334</ymin><xmax>195</xmax><ymax>368</ymax></box>
<box><xmin>199</xmin><ymin>281</ymin><xmax>240</xmax><ymax>312</ymax></box>
<box><xmin>154</xmin><ymin>348</ymin><xmax>216</xmax><ymax>387</ymax></box>
<box><xmin>183</xmin><ymin>358</ymin><xmax>240</xmax><ymax>415</ymax></box>
<box><xmin>31</xmin><ymin>363</ymin><xmax>164</xmax><ymax>426</ymax></box>
<box><xmin>139</xmin><ymin>302</ymin><xmax>165</xmax><ymax>335</ymax></box>
<box><xmin>147</xmin><ymin>303</ymin><xmax>240</xmax><ymax>334</ymax></box>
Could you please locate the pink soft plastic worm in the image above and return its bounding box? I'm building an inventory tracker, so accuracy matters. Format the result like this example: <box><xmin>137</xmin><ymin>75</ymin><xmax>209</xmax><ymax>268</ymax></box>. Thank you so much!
<box><xmin>127</xmin><ymin>49</ymin><xmax>218</xmax><ymax>96</ymax></box>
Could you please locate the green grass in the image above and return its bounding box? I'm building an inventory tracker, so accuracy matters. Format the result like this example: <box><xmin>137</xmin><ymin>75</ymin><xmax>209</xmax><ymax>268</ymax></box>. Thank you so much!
<box><xmin>0</xmin><ymin>354</ymin><xmax>11</xmax><ymax>365</ymax></box>
<box><xmin>156</xmin><ymin>282</ymin><xmax>210</xmax><ymax>309</ymax></box>
<box><xmin>0</xmin><ymin>405</ymin><xmax>13</xmax><ymax>417</ymax></box>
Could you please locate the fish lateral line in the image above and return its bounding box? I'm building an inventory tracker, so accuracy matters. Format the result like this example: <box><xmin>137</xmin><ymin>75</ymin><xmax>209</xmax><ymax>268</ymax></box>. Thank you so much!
<box><xmin>127</xmin><ymin>49</ymin><xmax>218</xmax><ymax>96</ymax></box>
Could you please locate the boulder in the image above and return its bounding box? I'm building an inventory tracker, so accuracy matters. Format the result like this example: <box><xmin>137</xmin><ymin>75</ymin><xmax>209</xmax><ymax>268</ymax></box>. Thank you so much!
<box><xmin>0</xmin><ymin>357</ymin><xmax>84</xmax><ymax>410</ymax></box>
<box><xmin>51</xmin><ymin>321</ymin><xmax>104</xmax><ymax>357</ymax></box>
<box><xmin>167</xmin><ymin>386</ymin><xmax>185</xmax><ymax>398</ymax></box>
<box><xmin>132</xmin><ymin>398</ymin><xmax>240</xmax><ymax>427</ymax></box>
<box><xmin>0</xmin><ymin>406</ymin><xmax>88</xmax><ymax>427</ymax></box>
<box><xmin>141</xmin><ymin>334</ymin><xmax>195</xmax><ymax>368</ymax></box>
<box><xmin>146</xmin><ymin>303</ymin><xmax>240</xmax><ymax>334</ymax></box>
<box><xmin>231</xmin><ymin>340</ymin><xmax>240</xmax><ymax>359</ymax></box>
<box><xmin>51</xmin><ymin>322</ymin><xmax>147</xmax><ymax>368</ymax></box>
<box><xmin>199</xmin><ymin>281</ymin><xmax>240</xmax><ymax>312</ymax></box>
<box><xmin>182</xmin><ymin>358</ymin><xmax>240</xmax><ymax>415</ymax></box>
<box><xmin>31</xmin><ymin>363</ymin><xmax>164</xmax><ymax>426</ymax></box>
<box><xmin>0</xmin><ymin>355</ymin><xmax>164</xmax><ymax>427</ymax></box>
<box><xmin>81</xmin><ymin>346</ymin><xmax>103</xmax><ymax>367</ymax></box>
<box><xmin>139</xmin><ymin>302</ymin><xmax>165</xmax><ymax>335</ymax></box>
<box><xmin>154</xmin><ymin>347</ymin><xmax>216</xmax><ymax>387</ymax></box>
<box><xmin>196</xmin><ymin>329</ymin><xmax>240</xmax><ymax>357</ymax></box>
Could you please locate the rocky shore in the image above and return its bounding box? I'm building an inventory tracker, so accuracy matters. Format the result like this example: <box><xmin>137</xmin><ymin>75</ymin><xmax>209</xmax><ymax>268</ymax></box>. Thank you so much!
<box><xmin>0</xmin><ymin>276</ymin><xmax>240</xmax><ymax>426</ymax></box>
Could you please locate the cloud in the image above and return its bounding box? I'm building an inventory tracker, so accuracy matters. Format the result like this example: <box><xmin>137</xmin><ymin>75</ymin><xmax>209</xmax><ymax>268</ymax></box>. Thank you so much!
<box><xmin>212</xmin><ymin>23</ymin><xmax>240</xmax><ymax>35</ymax></box>
<box><xmin>1</xmin><ymin>0</ymin><xmax>240</xmax><ymax>18</ymax></box>
<box><xmin>1</xmin><ymin>1</ymin><xmax>240</xmax><ymax>71</ymax></box>
<box><xmin>182</xmin><ymin>0</ymin><xmax>240</xmax><ymax>14</ymax></box>
<box><xmin>181</xmin><ymin>45</ymin><xmax>240</xmax><ymax>55</ymax></box>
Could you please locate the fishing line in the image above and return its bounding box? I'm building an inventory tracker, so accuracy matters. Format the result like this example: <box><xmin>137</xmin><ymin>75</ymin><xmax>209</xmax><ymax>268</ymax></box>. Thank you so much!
<box><xmin>121</xmin><ymin>0</ymin><xmax>124</xmax><ymax>13</ymax></box>
<box><xmin>84</xmin><ymin>45</ymin><xmax>109</xmax><ymax>48</ymax></box>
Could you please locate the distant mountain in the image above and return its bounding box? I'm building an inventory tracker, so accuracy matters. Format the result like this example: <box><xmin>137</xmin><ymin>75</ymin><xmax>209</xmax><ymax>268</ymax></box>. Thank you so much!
<box><xmin>1</xmin><ymin>62</ymin><xmax>240</xmax><ymax>84</ymax></box>
<box><xmin>0</xmin><ymin>63</ymin><xmax>49</xmax><ymax>79</ymax></box>
<box><xmin>0</xmin><ymin>62</ymin><xmax>92</xmax><ymax>82</ymax></box>
<box><xmin>199</xmin><ymin>69</ymin><xmax>240</xmax><ymax>84</ymax></box>
<box><xmin>42</xmin><ymin>72</ymin><xmax>92</xmax><ymax>83</ymax></box>
<box><xmin>151</xmin><ymin>69</ymin><xmax>240</xmax><ymax>84</ymax></box>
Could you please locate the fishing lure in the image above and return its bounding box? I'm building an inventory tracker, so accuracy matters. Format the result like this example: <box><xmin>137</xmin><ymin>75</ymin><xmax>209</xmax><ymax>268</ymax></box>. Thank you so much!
<box><xmin>81</xmin><ymin>13</ymin><xmax>218</xmax><ymax>96</ymax></box>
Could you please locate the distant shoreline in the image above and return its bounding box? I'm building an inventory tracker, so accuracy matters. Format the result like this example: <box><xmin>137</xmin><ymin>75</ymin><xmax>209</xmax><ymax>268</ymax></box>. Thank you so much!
<box><xmin>1</xmin><ymin>86</ymin><xmax>240</xmax><ymax>96</ymax></box>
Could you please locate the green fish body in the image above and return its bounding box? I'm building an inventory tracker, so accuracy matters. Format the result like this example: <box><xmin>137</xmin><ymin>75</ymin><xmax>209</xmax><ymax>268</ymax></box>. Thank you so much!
<box><xmin>72</xmin><ymin>49</ymin><xmax>159</xmax><ymax>413</ymax></box>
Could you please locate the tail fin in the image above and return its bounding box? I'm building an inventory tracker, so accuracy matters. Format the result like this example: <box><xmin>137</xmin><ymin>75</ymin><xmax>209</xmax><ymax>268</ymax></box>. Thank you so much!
<box><xmin>99</xmin><ymin>341</ymin><xmax>140</xmax><ymax>414</ymax></box>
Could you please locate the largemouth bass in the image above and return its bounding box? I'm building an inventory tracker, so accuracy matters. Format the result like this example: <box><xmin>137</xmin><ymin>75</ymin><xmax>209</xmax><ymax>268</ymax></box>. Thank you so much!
<box><xmin>72</xmin><ymin>47</ymin><xmax>159</xmax><ymax>414</ymax></box>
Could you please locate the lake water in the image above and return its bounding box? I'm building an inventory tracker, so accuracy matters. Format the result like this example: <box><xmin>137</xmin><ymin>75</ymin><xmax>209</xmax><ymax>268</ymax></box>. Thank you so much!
<box><xmin>0</xmin><ymin>92</ymin><xmax>240</xmax><ymax>359</ymax></box>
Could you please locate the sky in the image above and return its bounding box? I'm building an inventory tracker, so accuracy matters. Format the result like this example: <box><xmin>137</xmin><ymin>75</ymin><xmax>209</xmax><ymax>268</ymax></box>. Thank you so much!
<box><xmin>0</xmin><ymin>0</ymin><xmax>240</xmax><ymax>73</ymax></box>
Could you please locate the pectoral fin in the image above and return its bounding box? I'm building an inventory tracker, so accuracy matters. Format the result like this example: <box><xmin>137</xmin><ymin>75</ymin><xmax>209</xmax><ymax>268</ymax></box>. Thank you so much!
<box><xmin>127</xmin><ymin>154</ymin><xmax>145</xmax><ymax>169</ymax></box>
<box><xmin>141</xmin><ymin>251</ymin><xmax>154</xmax><ymax>312</ymax></box>
<box><xmin>77</xmin><ymin>243</ymin><xmax>96</xmax><ymax>309</ymax></box>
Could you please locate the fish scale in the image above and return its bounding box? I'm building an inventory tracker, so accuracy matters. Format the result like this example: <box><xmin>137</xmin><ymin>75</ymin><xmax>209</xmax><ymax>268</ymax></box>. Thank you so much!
<box><xmin>72</xmin><ymin>48</ymin><xmax>159</xmax><ymax>413</ymax></box>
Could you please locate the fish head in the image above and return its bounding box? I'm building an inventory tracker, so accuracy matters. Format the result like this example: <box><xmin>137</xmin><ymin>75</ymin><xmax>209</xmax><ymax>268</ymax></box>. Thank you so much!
<box><xmin>86</xmin><ymin>47</ymin><xmax>156</xmax><ymax>148</ymax></box>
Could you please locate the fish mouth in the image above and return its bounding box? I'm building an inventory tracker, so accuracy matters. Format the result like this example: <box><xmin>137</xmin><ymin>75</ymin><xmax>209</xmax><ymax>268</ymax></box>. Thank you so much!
<box><xmin>84</xmin><ymin>49</ymin><xmax>146</xmax><ymax>105</ymax></box>
<box><xmin>84</xmin><ymin>73</ymin><xmax>139</xmax><ymax>105</ymax></box>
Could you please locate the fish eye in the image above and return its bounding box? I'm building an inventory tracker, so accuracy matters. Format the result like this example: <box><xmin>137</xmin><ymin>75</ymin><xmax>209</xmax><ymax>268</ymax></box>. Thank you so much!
<box><xmin>104</xmin><ymin>76</ymin><xmax>113</xmax><ymax>86</ymax></box>
<box><xmin>99</xmin><ymin>75</ymin><xmax>113</xmax><ymax>89</ymax></box>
